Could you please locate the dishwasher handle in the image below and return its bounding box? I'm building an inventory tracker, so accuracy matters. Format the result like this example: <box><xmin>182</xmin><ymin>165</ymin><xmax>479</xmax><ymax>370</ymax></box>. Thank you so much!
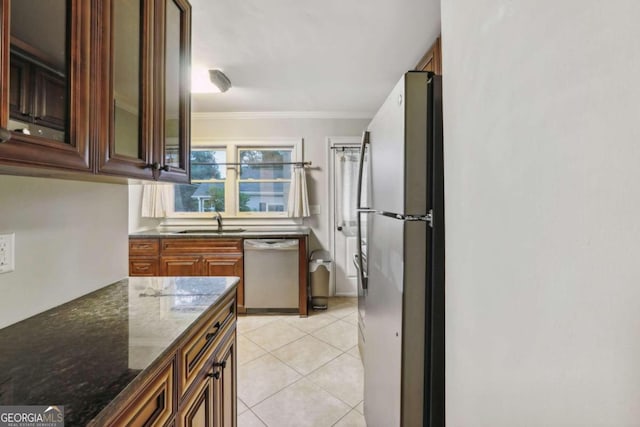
<box><xmin>243</xmin><ymin>239</ymin><xmax>299</xmax><ymax>250</ymax></box>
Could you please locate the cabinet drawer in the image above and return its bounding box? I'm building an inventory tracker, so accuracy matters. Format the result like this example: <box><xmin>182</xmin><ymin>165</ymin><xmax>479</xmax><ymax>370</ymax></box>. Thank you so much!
<box><xmin>161</xmin><ymin>238</ymin><xmax>242</xmax><ymax>254</ymax></box>
<box><xmin>130</xmin><ymin>239</ymin><xmax>160</xmax><ymax>256</ymax></box>
<box><xmin>111</xmin><ymin>359</ymin><xmax>174</xmax><ymax>427</ymax></box>
<box><xmin>179</xmin><ymin>292</ymin><xmax>236</xmax><ymax>398</ymax></box>
<box><xmin>130</xmin><ymin>258</ymin><xmax>160</xmax><ymax>276</ymax></box>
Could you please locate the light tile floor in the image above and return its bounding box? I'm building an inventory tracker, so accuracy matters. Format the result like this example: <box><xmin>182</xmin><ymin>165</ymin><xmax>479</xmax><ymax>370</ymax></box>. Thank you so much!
<box><xmin>237</xmin><ymin>297</ymin><xmax>367</xmax><ymax>427</ymax></box>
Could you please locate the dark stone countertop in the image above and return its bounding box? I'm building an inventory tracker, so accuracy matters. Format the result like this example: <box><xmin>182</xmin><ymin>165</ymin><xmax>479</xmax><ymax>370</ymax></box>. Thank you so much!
<box><xmin>0</xmin><ymin>276</ymin><xmax>238</xmax><ymax>426</ymax></box>
<box><xmin>130</xmin><ymin>225</ymin><xmax>310</xmax><ymax>238</ymax></box>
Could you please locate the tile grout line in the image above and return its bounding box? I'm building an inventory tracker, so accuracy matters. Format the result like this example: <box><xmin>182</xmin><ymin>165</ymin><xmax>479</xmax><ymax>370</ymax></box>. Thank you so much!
<box><xmin>237</xmin><ymin>299</ymin><xmax>362</xmax><ymax>426</ymax></box>
<box><xmin>243</xmin><ymin>375</ymin><xmax>308</xmax><ymax>413</ymax></box>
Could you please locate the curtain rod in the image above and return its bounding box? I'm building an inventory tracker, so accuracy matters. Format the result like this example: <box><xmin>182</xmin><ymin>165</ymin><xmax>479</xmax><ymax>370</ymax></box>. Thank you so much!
<box><xmin>330</xmin><ymin>146</ymin><xmax>360</xmax><ymax>151</ymax></box>
<box><xmin>192</xmin><ymin>161</ymin><xmax>312</xmax><ymax>167</ymax></box>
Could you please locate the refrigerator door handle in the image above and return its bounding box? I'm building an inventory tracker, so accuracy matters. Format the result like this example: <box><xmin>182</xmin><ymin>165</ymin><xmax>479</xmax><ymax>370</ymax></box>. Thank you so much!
<box><xmin>356</xmin><ymin>210</ymin><xmax>371</xmax><ymax>290</ymax></box>
<box><xmin>356</xmin><ymin>130</ymin><xmax>370</xmax><ymax>211</ymax></box>
<box><xmin>356</xmin><ymin>130</ymin><xmax>371</xmax><ymax>291</ymax></box>
<box><xmin>378</xmin><ymin>210</ymin><xmax>434</xmax><ymax>226</ymax></box>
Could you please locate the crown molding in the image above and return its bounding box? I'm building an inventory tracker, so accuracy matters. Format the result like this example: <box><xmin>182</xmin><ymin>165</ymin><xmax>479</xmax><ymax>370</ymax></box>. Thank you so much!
<box><xmin>191</xmin><ymin>111</ymin><xmax>373</xmax><ymax>120</ymax></box>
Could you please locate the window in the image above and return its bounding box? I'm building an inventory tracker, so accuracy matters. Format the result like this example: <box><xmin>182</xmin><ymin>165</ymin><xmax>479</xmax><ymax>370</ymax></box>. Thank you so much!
<box><xmin>238</xmin><ymin>149</ymin><xmax>291</xmax><ymax>214</ymax></box>
<box><xmin>171</xmin><ymin>140</ymin><xmax>301</xmax><ymax>218</ymax></box>
<box><xmin>174</xmin><ymin>148</ymin><xmax>226</xmax><ymax>213</ymax></box>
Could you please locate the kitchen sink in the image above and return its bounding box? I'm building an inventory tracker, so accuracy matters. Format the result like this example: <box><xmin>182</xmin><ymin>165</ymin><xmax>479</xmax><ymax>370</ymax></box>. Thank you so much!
<box><xmin>175</xmin><ymin>228</ymin><xmax>246</xmax><ymax>234</ymax></box>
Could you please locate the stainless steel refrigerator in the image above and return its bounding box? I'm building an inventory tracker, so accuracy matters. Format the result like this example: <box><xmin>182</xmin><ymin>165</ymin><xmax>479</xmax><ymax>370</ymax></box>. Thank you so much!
<box><xmin>355</xmin><ymin>71</ymin><xmax>445</xmax><ymax>427</ymax></box>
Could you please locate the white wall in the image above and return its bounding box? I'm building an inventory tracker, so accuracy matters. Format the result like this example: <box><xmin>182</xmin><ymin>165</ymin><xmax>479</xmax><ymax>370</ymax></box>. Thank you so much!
<box><xmin>442</xmin><ymin>0</ymin><xmax>640</xmax><ymax>425</ymax></box>
<box><xmin>129</xmin><ymin>116</ymin><xmax>369</xmax><ymax>251</ymax></box>
<box><xmin>0</xmin><ymin>176</ymin><xmax>128</xmax><ymax>329</ymax></box>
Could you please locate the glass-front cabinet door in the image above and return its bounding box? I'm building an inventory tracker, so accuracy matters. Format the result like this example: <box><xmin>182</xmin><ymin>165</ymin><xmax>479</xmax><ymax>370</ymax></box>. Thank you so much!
<box><xmin>94</xmin><ymin>0</ymin><xmax>155</xmax><ymax>179</ymax></box>
<box><xmin>94</xmin><ymin>0</ymin><xmax>190</xmax><ymax>182</ymax></box>
<box><xmin>154</xmin><ymin>0</ymin><xmax>190</xmax><ymax>183</ymax></box>
<box><xmin>0</xmin><ymin>0</ymin><xmax>91</xmax><ymax>171</ymax></box>
<box><xmin>0</xmin><ymin>0</ymin><xmax>191</xmax><ymax>181</ymax></box>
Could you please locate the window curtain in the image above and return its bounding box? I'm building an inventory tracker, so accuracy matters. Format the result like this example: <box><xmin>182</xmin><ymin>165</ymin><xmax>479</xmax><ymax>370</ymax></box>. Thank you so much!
<box><xmin>141</xmin><ymin>183</ymin><xmax>172</xmax><ymax>218</ymax></box>
<box><xmin>287</xmin><ymin>166</ymin><xmax>310</xmax><ymax>218</ymax></box>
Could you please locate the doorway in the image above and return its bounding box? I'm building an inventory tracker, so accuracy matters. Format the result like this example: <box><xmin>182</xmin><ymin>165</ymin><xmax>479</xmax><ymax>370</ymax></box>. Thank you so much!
<box><xmin>327</xmin><ymin>137</ymin><xmax>361</xmax><ymax>296</ymax></box>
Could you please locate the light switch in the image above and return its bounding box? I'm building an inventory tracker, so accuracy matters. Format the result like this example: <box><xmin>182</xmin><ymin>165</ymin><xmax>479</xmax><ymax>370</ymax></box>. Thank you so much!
<box><xmin>0</xmin><ymin>233</ymin><xmax>15</xmax><ymax>274</ymax></box>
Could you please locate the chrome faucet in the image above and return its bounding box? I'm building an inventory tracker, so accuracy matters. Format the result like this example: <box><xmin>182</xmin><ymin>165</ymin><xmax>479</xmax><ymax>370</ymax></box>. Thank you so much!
<box><xmin>214</xmin><ymin>211</ymin><xmax>223</xmax><ymax>232</ymax></box>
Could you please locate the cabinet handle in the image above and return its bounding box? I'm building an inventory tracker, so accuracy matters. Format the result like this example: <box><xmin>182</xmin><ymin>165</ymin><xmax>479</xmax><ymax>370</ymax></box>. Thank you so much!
<box><xmin>145</xmin><ymin>162</ymin><xmax>170</xmax><ymax>171</ymax></box>
<box><xmin>213</xmin><ymin>361</ymin><xmax>227</xmax><ymax>369</ymax></box>
<box><xmin>0</xmin><ymin>128</ymin><xmax>11</xmax><ymax>143</ymax></box>
<box><xmin>205</xmin><ymin>321</ymin><xmax>222</xmax><ymax>341</ymax></box>
<box><xmin>206</xmin><ymin>371</ymin><xmax>220</xmax><ymax>380</ymax></box>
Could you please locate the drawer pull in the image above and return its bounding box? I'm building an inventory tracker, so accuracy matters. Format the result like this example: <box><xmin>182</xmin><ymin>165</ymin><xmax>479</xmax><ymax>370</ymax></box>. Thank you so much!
<box><xmin>213</xmin><ymin>361</ymin><xmax>226</xmax><ymax>369</ymax></box>
<box><xmin>205</xmin><ymin>321</ymin><xmax>222</xmax><ymax>341</ymax></box>
<box><xmin>206</xmin><ymin>371</ymin><xmax>220</xmax><ymax>380</ymax></box>
<box><xmin>137</xmin><ymin>265</ymin><xmax>150</xmax><ymax>271</ymax></box>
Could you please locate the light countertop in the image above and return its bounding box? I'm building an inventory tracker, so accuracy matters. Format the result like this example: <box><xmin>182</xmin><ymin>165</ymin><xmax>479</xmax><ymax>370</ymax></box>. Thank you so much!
<box><xmin>0</xmin><ymin>276</ymin><xmax>238</xmax><ymax>425</ymax></box>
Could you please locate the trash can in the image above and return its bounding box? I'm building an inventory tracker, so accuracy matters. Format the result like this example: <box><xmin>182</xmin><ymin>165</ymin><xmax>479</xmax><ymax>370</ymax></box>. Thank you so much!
<box><xmin>309</xmin><ymin>250</ymin><xmax>332</xmax><ymax>310</ymax></box>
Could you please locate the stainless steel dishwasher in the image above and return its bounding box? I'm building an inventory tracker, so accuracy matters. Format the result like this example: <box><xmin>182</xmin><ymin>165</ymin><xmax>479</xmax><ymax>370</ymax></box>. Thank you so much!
<box><xmin>244</xmin><ymin>239</ymin><xmax>299</xmax><ymax>313</ymax></box>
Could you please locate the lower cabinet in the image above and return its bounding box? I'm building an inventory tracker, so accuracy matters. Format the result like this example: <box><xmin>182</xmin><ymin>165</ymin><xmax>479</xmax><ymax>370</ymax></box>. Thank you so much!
<box><xmin>215</xmin><ymin>330</ymin><xmax>237</xmax><ymax>427</ymax></box>
<box><xmin>131</xmin><ymin>237</ymin><xmax>246</xmax><ymax>312</ymax></box>
<box><xmin>161</xmin><ymin>255</ymin><xmax>203</xmax><ymax>276</ymax></box>
<box><xmin>179</xmin><ymin>373</ymin><xmax>215</xmax><ymax>427</ymax></box>
<box><xmin>129</xmin><ymin>235</ymin><xmax>308</xmax><ymax>315</ymax></box>
<box><xmin>97</xmin><ymin>292</ymin><xmax>237</xmax><ymax>427</ymax></box>
<box><xmin>110</xmin><ymin>360</ymin><xmax>175</xmax><ymax>427</ymax></box>
<box><xmin>178</xmin><ymin>330</ymin><xmax>236</xmax><ymax>427</ymax></box>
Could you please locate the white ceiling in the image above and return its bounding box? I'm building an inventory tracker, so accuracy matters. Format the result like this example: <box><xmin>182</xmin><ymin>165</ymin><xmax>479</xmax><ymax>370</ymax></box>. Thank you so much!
<box><xmin>190</xmin><ymin>0</ymin><xmax>441</xmax><ymax>115</ymax></box>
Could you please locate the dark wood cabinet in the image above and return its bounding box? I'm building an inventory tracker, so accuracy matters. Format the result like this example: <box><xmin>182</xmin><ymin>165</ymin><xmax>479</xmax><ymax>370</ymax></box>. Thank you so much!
<box><xmin>144</xmin><ymin>238</ymin><xmax>246</xmax><ymax>312</ymax></box>
<box><xmin>95</xmin><ymin>291</ymin><xmax>237</xmax><ymax>427</ymax></box>
<box><xmin>8</xmin><ymin>51</ymin><xmax>67</xmax><ymax>132</ymax></box>
<box><xmin>161</xmin><ymin>255</ymin><xmax>203</xmax><ymax>276</ymax></box>
<box><xmin>32</xmin><ymin>67</ymin><xmax>66</xmax><ymax>130</ymax></box>
<box><xmin>109</xmin><ymin>359</ymin><xmax>175</xmax><ymax>427</ymax></box>
<box><xmin>416</xmin><ymin>37</ymin><xmax>442</xmax><ymax>75</ymax></box>
<box><xmin>0</xmin><ymin>0</ymin><xmax>191</xmax><ymax>183</ymax></box>
<box><xmin>93</xmin><ymin>0</ymin><xmax>191</xmax><ymax>182</ymax></box>
<box><xmin>0</xmin><ymin>0</ymin><xmax>92</xmax><ymax>173</ymax></box>
<box><xmin>152</xmin><ymin>0</ymin><xmax>191</xmax><ymax>183</ymax></box>
<box><xmin>214</xmin><ymin>331</ymin><xmax>236</xmax><ymax>427</ymax></box>
<box><xmin>203</xmin><ymin>255</ymin><xmax>243</xmax><ymax>280</ymax></box>
<box><xmin>8</xmin><ymin>55</ymin><xmax>30</xmax><ymax>118</ymax></box>
<box><xmin>129</xmin><ymin>239</ymin><xmax>161</xmax><ymax>276</ymax></box>
<box><xmin>177</xmin><ymin>332</ymin><xmax>236</xmax><ymax>427</ymax></box>
<box><xmin>130</xmin><ymin>258</ymin><xmax>161</xmax><ymax>276</ymax></box>
<box><xmin>179</xmin><ymin>374</ymin><xmax>214</xmax><ymax>427</ymax></box>
<box><xmin>130</xmin><ymin>235</ymin><xmax>310</xmax><ymax>315</ymax></box>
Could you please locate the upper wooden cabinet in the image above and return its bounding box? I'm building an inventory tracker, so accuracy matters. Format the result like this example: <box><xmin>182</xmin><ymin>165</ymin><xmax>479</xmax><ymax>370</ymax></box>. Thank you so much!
<box><xmin>154</xmin><ymin>0</ymin><xmax>191</xmax><ymax>183</ymax></box>
<box><xmin>416</xmin><ymin>37</ymin><xmax>442</xmax><ymax>75</ymax></box>
<box><xmin>0</xmin><ymin>0</ymin><xmax>191</xmax><ymax>183</ymax></box>
<box><xmin>94</xmin><ymin>0</ymin><xmax>191</xmax><ymax>182</ymax></box>
<box><xmin>0</xmin><ymin>0</ymin><xmax>92</xmax><ymax>172</ymax></box>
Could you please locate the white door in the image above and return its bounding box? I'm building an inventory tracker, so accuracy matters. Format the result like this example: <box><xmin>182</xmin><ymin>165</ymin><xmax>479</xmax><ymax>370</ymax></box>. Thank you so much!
<box><xmin>328</xmin><ymin>137</ymin><xmax>361</xmax><ymax>296</ymax></box>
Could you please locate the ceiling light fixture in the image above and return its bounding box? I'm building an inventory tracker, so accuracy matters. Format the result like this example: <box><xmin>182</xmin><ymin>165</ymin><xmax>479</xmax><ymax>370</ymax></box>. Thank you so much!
<box><xmin>191</xmin><ymin>68</ymin><xmax>231</xmax><ymax>93</ymax></box>
<box><xmin>208</xmin><ymin>69</ymin><xmax>232</xmax><ymax>93</ymax></box>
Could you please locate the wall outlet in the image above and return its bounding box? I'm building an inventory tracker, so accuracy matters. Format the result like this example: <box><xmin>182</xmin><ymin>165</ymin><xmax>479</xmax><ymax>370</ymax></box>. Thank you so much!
<box><xmin>0</xmin><ymin>233</ymin><xmax>15</xmax><ymax>274</ymax></box>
